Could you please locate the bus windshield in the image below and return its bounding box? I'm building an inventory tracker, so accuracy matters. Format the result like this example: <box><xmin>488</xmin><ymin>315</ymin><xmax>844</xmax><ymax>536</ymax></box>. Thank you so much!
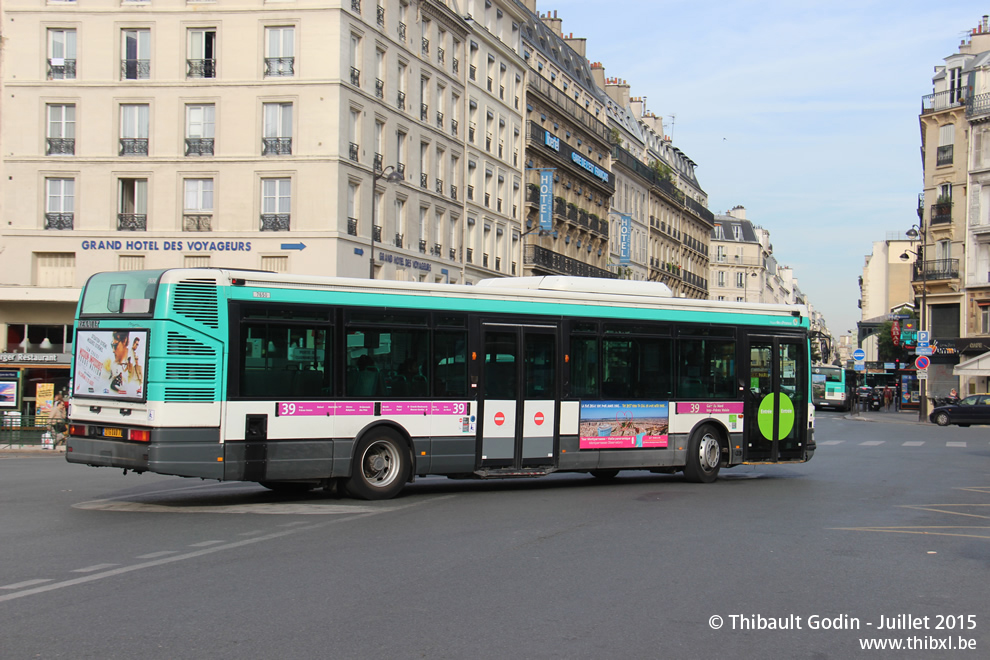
<box><xmin>817</xmin><ymin>367</ymin><xmax>842</xmax><ymax>383</ymax></box>
<box><xmin>79</xmin><ymin>270</ymin><xmax>165</xmax><ymax>316</ymax></box>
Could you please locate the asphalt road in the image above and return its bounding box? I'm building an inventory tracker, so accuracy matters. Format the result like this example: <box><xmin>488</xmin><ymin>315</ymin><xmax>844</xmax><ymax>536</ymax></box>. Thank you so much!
<box><xmin>1</xmin><ymin>413</ymin><xmax>988</xmax><ymax>659</ymax></box>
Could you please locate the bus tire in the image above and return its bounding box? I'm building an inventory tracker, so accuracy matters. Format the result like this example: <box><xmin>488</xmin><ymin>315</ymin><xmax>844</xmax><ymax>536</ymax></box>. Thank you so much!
<box><xmin>683</xmin><ymin>424</ymin><xmax>723</xmax><ymax>484</ymax></box>
<box><xmin>590</xmin><ymin>469</ymin><xmax>620</xmax><ymax>479</ymax></box>
<box><xmin>345</xmin><ymin>429</ymin><xmax>410</xmax><ymax>500</ymax></box>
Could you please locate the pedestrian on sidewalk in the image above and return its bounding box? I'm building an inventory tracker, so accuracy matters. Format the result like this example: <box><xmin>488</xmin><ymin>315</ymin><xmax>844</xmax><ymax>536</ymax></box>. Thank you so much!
<box><xmin>883</xmin><ymin>386</ymin><xmax>893</xmax><ymax>412</ymax></box>
<box><xmin>48</xmin><ymin>393</ymin><xmax>67</xmax><ymax>447</ymax></box>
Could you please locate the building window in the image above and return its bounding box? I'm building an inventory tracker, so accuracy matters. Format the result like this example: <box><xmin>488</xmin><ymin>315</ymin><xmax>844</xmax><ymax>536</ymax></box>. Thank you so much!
<box><xmin>47</xmin><ymin>104</ymin><xmax>76</xmax><ymax>155</ymax></box>
<box><xmin>937</xmin><ymin>123</ymin><xmax>955</xmax><ymax>166</ymax></box>
<box><xmin>121</xmin><ymin>29</ymin><xmax>151</xmax><ymax>80</ymax></box>
<box><xmin>265</xmin><ymin>26</ymin><xmax>295</xmax><ymax>77</ymax></box>
<box><xmin>262</xmin><ymin>102</ymin><xmax>292</xmax><ymax>155</ymax></box>
<box><xmin>47</xmin><ymin>29</ymin><xmax>77</xmax><ymax>80</ymax></box>
<box><xmin>34</xmin><ymin>253</ymin><xmax>76</xmax><ymax>288</ymax></box>
<box><xmin>185</xmin><ymin>256</ymin><xmax>210</xmax><ymax>268</ymax></box>
<box><xmin>45</xmin><ymin>178</ymin><xmax>75</xmax><ymax>230</ymax></box>
<box><xmin>261</xmin><ymin>256</ymin><xmax>289</xmax><ymax>273</ymax></box>
<box><xmin>261</xmin><ymin>178</ymin><xmax>291</xmax><ymax>230</ymax></box>
<box><xmin>187</xmin><ymin>28</ymin><xmax>217</xmax><ymax>78</ymax></box>
<box><xmin>736</xmin><ymin>272</ymin><xmax>745</xmax><ymax>288</ymax></box>
<box><xmin>183</xmin><ymin>179</ymin><xmax>214</xmax><ymax>231</ymax></box>
<box><xmin>982</xmin><ymin>306</ymin><xmax>990</xmax><ymax>335</ymax></box>
<box><xmin>185</xmin><ymin>104</ymin><xmax>215</xmax><ymax>156</ymax></box>
<box><xmin>120</xmin><ymin>104</ymin><xmax>150</xmax><ymax>156</ymax></box>
<box><xmin>717</xmin><ymin>271</ymin><xmax>726</xmax><ymax>287</ymax></box>
<box><xmin>119</xmin><ymin>255</ymin><xmax>146</xmax><ymax>271</ymax></box>
<box><xmin>119</xmin><ymin>179</ymin><xmax>148</xmax><ymax>231</ymax></box>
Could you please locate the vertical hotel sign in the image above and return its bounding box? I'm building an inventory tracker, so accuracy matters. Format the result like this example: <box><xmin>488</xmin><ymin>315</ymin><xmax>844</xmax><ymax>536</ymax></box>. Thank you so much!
<box><xmin>538</xmin><ymin>169</ymin><xmax>554</xmax><ymax>231</ymax></box>
<box><xmin>617</xmin><ymin>213</ymin><xmax>631</xmax><ymax>264</ymax></box>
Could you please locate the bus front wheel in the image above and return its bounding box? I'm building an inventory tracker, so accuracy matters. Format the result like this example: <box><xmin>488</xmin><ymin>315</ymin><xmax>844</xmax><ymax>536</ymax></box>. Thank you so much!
<box><xmin>684</xmin><ymin>424</ymin><xmax>723</xmax><ymax>484</ymax></box>
<box><xmin>345</xmin><ymin>429</ymin><xmax>411</xmax><ymax>500</ymax></box>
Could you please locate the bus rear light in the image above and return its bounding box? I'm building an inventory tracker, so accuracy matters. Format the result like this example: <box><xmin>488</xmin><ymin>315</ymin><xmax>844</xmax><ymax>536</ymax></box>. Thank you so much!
<box><xmin>68</xmin><ymin>424</ymin><xmax>85</xmax><ymax>437</ymax></box>
<box><xmin>130</xmin><ymin>429</ymin><xmax>151</xmax><ymax>442</ymax></box>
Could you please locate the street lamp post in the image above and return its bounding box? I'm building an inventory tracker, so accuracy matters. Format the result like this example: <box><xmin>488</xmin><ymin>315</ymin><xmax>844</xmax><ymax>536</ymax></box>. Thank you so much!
<box><xmin>901</xmin><ymin>223</ymin><xmax>927</xmax><ymax>422</ymax></box>
<box><xmin>370</xmin><ymin>165</ymin><xmax>404</xmax><ymax>279</ymax></box>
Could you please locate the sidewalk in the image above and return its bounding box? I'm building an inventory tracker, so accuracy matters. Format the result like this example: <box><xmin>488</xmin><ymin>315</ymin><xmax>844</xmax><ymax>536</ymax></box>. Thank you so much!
<box><xmin>843</xmin><ymin>408</ymin><xmax>927</xmax><ymax>424</ymax></box>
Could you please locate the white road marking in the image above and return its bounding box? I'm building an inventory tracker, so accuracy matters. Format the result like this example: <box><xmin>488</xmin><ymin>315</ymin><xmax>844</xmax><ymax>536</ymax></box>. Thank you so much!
<box><xmin>188</xmin><ymin>540</ymin><xmax>226</xmax><ymax>548</ymax></box>
<box><xmin>71</xmin><ymin>564</ymin><xmax>119</xmax><ymax>573</ymax></box>
<box><xmin>1</xmin><ymin>579</ymin><xmax>52</xmax><ymax>590</ymax></box>
<box><xmin>135</xmin><ymin>551</ymin><xmax>178</xmax><ymax>559</ymax></box>
<box><xmin>859</xmin><ymin>441</ymin><xmax>885</xmax><ymax>446</ymax></box>
<box><xmin>819</xmin><ymin>440</ymin><xmax>844</xmax><ymax>445</ymax></box>
<box><xmin>946</xmin><ymin>442</ymin><xmax>967</xmax><ymax>447</ymax></box>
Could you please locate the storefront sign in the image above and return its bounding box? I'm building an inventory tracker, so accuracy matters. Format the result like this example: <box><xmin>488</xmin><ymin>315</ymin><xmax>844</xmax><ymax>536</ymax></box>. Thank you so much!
<box><xmin>376</xmin><ymin>251</ymin><xmax>433</xmax><ymax>271</ymax></box>
<box><xmin>0</xmin><ymin>353</ymin><xmax>69</xmax><ymax>364</ymax></box>
<box><xmin>82</xmin><ymin>240</ymin><xmax>252</xmax><ymax>252</ymax></box>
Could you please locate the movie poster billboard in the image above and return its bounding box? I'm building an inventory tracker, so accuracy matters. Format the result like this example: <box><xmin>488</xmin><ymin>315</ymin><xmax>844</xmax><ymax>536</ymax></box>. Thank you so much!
<box><xmin>0</xmin><ymin>381</ymin><xmax>17</xmax><ymax>408</ymax></box>
<box><xmin>579</xmin><ymin>401</ymin><xmax>669</xmax><ymax>449</ymax></box>
<box><xmin>73</xmin><ymin>329</ymin><xmax>148</xmax><ymax>401</ymax></box>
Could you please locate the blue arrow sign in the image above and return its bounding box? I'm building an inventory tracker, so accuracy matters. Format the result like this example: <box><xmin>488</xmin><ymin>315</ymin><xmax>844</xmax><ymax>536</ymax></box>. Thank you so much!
<box><xmin>280</xmin><ymin>243</ymin><xmax>307</xmax><ymax>251</ymax></box>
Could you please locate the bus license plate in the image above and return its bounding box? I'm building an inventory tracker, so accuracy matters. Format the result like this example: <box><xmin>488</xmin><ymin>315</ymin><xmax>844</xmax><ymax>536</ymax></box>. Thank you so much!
<box><xmin>96</xmin><ymin>427</ymin><xmax>124</xmax><ymax>439</ymax></box>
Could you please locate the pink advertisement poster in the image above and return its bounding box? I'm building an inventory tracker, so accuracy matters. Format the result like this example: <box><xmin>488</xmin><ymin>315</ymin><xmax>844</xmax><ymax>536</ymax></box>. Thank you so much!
<box><xmin>579</xmin><ymin>401</ymin><xmax>669</xmax><ymax>449</ymax></box>
<box><xmin>277</xmin><ymin>401</ymin><xmax>470</xmax><ymax>417</ymax></box>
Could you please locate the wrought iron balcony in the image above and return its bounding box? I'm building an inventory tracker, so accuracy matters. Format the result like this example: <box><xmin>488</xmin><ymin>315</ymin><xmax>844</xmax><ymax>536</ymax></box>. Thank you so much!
<box><xmin>420</xmin><ymin>173</ymin><xmax>428</xmax><ymax>189</ymax></box>
<box><xmin>438</xmin><ymin>47</ymin><xmax>445</xmax><ymax>65</ymax></box>
<box><xmin>397</xmin><ymin>90</ymin><xmax>406</xmax><ymax>110</ymax></box>
<box><xmin>372</xmin><ymin>225</ymin><xmax>382</xmax><ymax>242</ymax></box>
<box><xmin>375</xmin><ymin>78</ymin><xmax>384</xmax><ymax>98</ymax></box>
<box><xmin>921</xmin><ymin>89</ymin><xmax>965</xmax><ymax>115</ymax></box>
<box><xmin>261</xmin><ymin>214</ymin><xmax>290</xmax><ymax>231</ymax></box>
<box><xmin>264</xmin><ymin>57</ymin><xmax>294</xmax><ymax>77</ymax></box>
<box><xmin>466</xmin><ymin>247</ymin><xmax>473</xmax><ymax>263</ymax></box>
<box><xmin>347</xmin><ymin>218</ymin><xmax>358</xmax><ymax>236</ymax></box>
<box><xmin>349</xmin><ymin>142</ymin><xmax>360</xmax><ymax>161</ymax></box>
<box><xmin>394</xmin><ymin>233</ymin><xmax>403</xmax><ymax>248</ymax></box>
<box><xmin>483</xmin><ymin>253</ymin><xmax>489</xmax><ymax>268</ymax></box>
<box><xmin>421</xmin><ymin>103</ymin><xmax>429</xmax><ymax>121</ymax></box>
<box><xmin>47</xmin><ymin>59</ymin><xmax>76</xmax><ymax>80</ymax></box>
<box><xmin>117</xmin><ymin>213</ymin><xmax>147</xmax><ymax>231</ymax></box>
<box><xmin>119</xmin><ymin>138</ymin><xmax>149</xmax><ymax>156</ymax></box>
<box><xmin>453</xmin><ymin>58</ymin><xmax>459</xmax><ymax>74</ymax></box>
<box><xmin>524</xmin><ymin>244</ymin><xmax>617</xmax><ymax>279</ymax></box>
<box><xmin>121</xmin><ymin>59</ymin><xmax>150</xmax><ymax>80</ymax></box>
<box><xmin>432</xmin><ymin>243</ymin><xmax>442</xmax><ymax>256</ymax></box>
<box><xmin>486</xmin><ymin>133</ymin><xmax>492</xmax><ymax>151</ymax></box>
<box><xmin>487</xmin><ymin>76</ymin><xmax>493</xmax><ymax>92</ymax></box>
<box><xmin>495</xmin><ymin>256</ymin><xmax>502</xmax><ymax>271</ymax></box>
<box><xmin>436</xmin><ymin>178</ymin><xmax>444</xmax><ymax>194</ymax></box>
<box><xmin>936</xmin><ymin>144</ymin><xmax>953</xmax><ymax>166</ymax></box>
<box><xmin>451</xmin><ymin>118</ymin><xmax>458</xmax><ymax>136</ymax></box>
<box><xmin>44</xmin><ymin>213</ymin><xmax>74</xmax><ymax>230</ymax></box>
<box><xmin>374</xmin><ymin>153</ymin><xmax>383</xmax><ymax>172</ymax></box>
<box><xmin>185</xmin><ymin>138</ymin><xmax>214</xmax><ymax>156</ymax></box>
<box><xmin>449</xmin><ymin>248</ymin><xmax>457</xmax><ymax>260</ymax></box>
<box><xmin>419</xmin><ymin>239</ymin><xmax>427</xmax><ymax>253</ymax></box>
<box><xmin>46</xmin><ymin>138</ymin><xmax>75</xmax><ymax>156</ymax></box>
<box><xmin>485</xmin><ymin>192</ymin><xmax>490</xmax><ymax>208</ymax></box>
<box><xmin>350</xmin><ymin>67</ymin><xmax>361</xmax><ymax>86</ymax></box>
<box><xmin>469</xmin><ymin>124</ymin><xmax>476</xmax><ymax>142</ymax></box>
<box><xmin>912</xmin><ymin>258</ymin><xmax>959</xmax><ymax>282</ymax></box>
<box><xmin>469</xmin><ymin>65</ymin><xmax>476</xmax><ymax>81</ymax></box>
<box><xmin>967</xmin><ymin>92</ymin><xmax>990</xmax><ymax>120</ymax></box>
<box><xmin>351</xmin><ymin>0</ymin><xmax>361</xmax><ymax>12</ymax></box>
<box><xmin>436</xmin><ymin>111</ymin><xmax>444</xmax><ymax>129</ymax></box>
<box><xmin>183</xmin><ymin>214</ymin><xmax>212</xmax><ymax>231</ymax></box>
<box><xmin>377</xmin><ymin>5</ymin><xmax>385</xmax><ymax>26</ymax></box>
<box><xmin>186</xmin><ymin>59</ymin><xmax>216</xmax><ymax>79</ymax></box>
<box><xmin>468</xmin><ymin>185</ymin><xmax>474</xmax><ymax>201</ymax></box>
<box><xmin>931</xmin><ymin>202</ymin><xmax>952</xmax><ymax>225</ymax></box>
<box><xmin>262</xmin><ymin>137</ymin><xmax>292</xmax><ymax>156</ymax></box>
<box><xmin>450</xmin><ymin>184</ymin><xmax>457</xmax><ymax>200</ymax></box>
<box><xmin>422</xmin><ymin>38</ymin><xmax>430</xmax><ymax>55</ymax></box>
<box><xmin>396</xmin><ymin>163</ymin><xmax>406</xmax><ymax>179</ymax></box>
<box><xmin>398</xmin><ymin>22</ymin><xmax>406</xmax><ymax>41</ymax></box>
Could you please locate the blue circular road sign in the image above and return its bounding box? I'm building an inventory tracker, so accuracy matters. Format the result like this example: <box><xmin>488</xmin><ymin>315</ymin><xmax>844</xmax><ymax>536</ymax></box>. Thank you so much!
<box><xmin>853</xmin><ymin>348</ymin><xmax>866</xmax><ymax>361</ymax></box>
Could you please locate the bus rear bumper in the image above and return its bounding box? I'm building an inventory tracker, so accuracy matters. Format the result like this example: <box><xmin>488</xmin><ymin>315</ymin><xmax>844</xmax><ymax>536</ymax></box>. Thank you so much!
<box><xmin>66</xmin><ymin>429</ymin><xmax>223</xmax><ymax>479</ymax></box>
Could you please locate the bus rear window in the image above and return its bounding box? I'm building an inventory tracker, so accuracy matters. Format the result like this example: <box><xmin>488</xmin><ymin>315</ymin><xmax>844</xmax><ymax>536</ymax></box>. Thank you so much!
<box><xmin>80</xmin><ymin>270</ymin><xmax>163</xmax><ymax>316</ymax></box>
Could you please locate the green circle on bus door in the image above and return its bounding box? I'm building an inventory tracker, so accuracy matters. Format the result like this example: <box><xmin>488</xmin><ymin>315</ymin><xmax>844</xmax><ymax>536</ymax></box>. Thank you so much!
<box><xmin>757</xmin><ymin>393</ymin><xmax>796</xmax><ymax>441</ymax></box>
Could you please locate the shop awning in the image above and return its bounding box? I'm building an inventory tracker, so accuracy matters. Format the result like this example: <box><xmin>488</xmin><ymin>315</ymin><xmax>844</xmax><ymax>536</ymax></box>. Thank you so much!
<box><xmin>953</xmin><ymin>350</ymin><xmax>990</xmax><ymax>377</ymax></box>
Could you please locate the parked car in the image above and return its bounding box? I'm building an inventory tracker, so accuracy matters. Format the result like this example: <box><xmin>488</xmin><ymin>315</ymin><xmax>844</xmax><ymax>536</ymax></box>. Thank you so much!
<box><xmin>929</xmin><ymin>394</ymin><xmax>990</xmax><ymax>427</ymax></box>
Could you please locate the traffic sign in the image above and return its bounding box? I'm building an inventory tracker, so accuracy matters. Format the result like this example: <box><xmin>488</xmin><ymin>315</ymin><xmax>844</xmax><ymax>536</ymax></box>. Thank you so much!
<box><xmin>918</xmin><ymin>330</ymin><xmax>930</xmax><ymax>344</ymax></box>
<box><xmin>916</xmin><ymin>345</ymin><xmax>933</xmax><ymax>356</ymax></box>
<box><xmin>915</xmin><ymin>355</ymin><xmax>930</xmax><ymax>370</ymax></box>
<box><xmin>918</xmin><ymin>370</ymin><xmax>928</xmax><ymax>380</ymax></box>
<box><xmin>853</xmin><ymin>348</ymin><xmax>866</xmax><ymax>361</ymax></box>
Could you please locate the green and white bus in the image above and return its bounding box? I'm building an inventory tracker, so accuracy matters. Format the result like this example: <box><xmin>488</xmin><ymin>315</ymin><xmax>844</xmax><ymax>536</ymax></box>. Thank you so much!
<box><xmin>66</xmin><ymin>269</ymin><xmax>815</xmax><ymax>499</ymax></box>
<box><xmin>811</xmin><ymin>365</ymin><xmax>854</xmax><ymax>412</ymax></box>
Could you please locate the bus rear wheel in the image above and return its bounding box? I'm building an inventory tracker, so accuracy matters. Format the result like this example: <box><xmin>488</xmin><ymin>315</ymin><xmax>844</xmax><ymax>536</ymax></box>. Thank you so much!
<box><xmin>683</xmin><ymin>424</ymin><xmax>723</xmax><ymax>484</ymax></box>
<box><xmin>345</xmin><ymin>429</ymin><xmax>410</xmax><ymax>500</ymax></box>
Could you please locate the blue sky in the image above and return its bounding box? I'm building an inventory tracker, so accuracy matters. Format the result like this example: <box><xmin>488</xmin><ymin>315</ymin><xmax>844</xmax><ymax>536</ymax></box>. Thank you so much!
<box><xmin>544</xmin><ymin>0</ymin><xmax>988</xmax><ymax>337</ymax></box>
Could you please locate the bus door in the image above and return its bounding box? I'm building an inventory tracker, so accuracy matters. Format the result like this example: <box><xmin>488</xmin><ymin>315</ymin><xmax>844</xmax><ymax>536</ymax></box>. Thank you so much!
<box><xmin>479</xmin><ymin>323</ymin><xmax>557</xmax><ymax>469</ymax></box>
<box><xmin>744</xmin><ymin>336</ymin><xmax>808</xmax><ymax>462</ymax></box>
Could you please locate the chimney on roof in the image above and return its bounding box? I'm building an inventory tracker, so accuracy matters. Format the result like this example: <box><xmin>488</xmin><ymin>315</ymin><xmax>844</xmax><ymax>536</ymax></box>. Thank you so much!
<box><xmin>604</xmin><ymin>76</ymin><xmax>631</xmax><ymax>107</ymax></box>
<box><xmin>590</xmin><ymin>60</ymin><xmax>605</xmax><ymax>90</ymax></box>
<box><xmin>563</xmin><ymin>33</ymin><xmax>587</xmax><ymax>58</ymax></box>
<box><xmin>540</xmin><ymin>10</ymin><xmax>563</xmax><ymax>37</ymax></box>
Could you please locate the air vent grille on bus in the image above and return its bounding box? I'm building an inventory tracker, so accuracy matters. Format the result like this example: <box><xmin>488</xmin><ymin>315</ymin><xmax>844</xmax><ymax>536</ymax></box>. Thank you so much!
<box><xmin>166</xmin><ymin>331</ymin><xmax>215</xmax><ymax>357</ymax></box>
<box><xmin>173</xmin><ymin>278</ymin><xmax>220</xmax><ymax>329</ymax></box>
<box><xmin>163</xmin><ymin>387</ymin><xmax>216</xmax><ymax>403</ymax></box>
<box><xmin>165</xmin><ymin>364</ymin><xmax>216</xmax><ymax>381</ymax></box>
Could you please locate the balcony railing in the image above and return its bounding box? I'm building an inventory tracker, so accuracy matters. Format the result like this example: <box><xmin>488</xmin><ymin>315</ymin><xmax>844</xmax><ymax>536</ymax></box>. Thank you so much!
<box><xmin>375</xmin><ymin>78</ymin><xmax>384</xmax><ymax>98</ymax></box>
<box><xmin>398</xmin><ymin>22</ymin><xmax>406</xmax><ymax>41</ymax></box>
<box><xmin>186</xmin><ymin>59</ymin><xmax>216</xmax><ymax>78</ymax></box>
<box><xmin>121</xmin><ymin>59</ymin><xmax>150</xmax><ymax>80</ymax></box>
<box><xmin>466</xmin><ymin>247</ymin><xmax>473</xmax><ymax>263</ymax></box>
<box><xmin>261</xmin><ymin>214</ymin><xmax>291</xmax><ymax>231</ymax></box>
<box><xmin>967</xmin><ymin>92</ymin><xmax>990</xmax><ymax>120</ymax></box>
<box><xmin>47</xmin><ymin>59</ymin><xmax>77</xmax><ymax>80</ymax></box>
<box><xmin>373</xmin><ymin>153</ymin><xmax>383</xmax><ymax>172</ymax></box>
<box><xmin>117</xmin><ymin>213</ymin><xmax>148</xmax><ymax>231</ymax></box>
<box><xmin>44</xmin><ymin>213</ymin><xmax>74</xmax><ymax>230</ymax></box>
<box><xmin>451</xmin><ymin>118</ymin><xmax>458</xmax><ymax>136</ymax></box>
<box><xmin>936</xmin><ymin>144</ymin><xmax>953</xmax><ymax>166</ymax></box>
<box><xmin>372</xmin><ymin>225</ymin><xmax>382</xmax><ymax>242</ymax></box>
<box><xmin>397</xmin><ymin>90</ymin><xmax>406</xmax><ymax>110</ymax></box>
<box><xmin>436</xmin><ymin>178</ymin><xmax>444</xmax><ymax>194</ymax></box>
<box><xmin>46</xmin><ymin>138</ymin><xmax>75</xmax><ymax>156</ymax></box>
<box><xmin>421</xmin><ymin>103</ymin><xmax>429</xmax><ymax>121</ymax></box>
<box><xmin>119</xmin><ymin>138</ymin><xmax>149</xmax><ymax>156</ymax></box>
<box><xmin>351</xmin><ymin>0</ymin><xmax>361</xmax><ymax>11</ymax></box>
<box><xmin>921</xmin><ymin>89</ymin><xmax>966</xmax><ymax>115</ymax></box>
<box><xmin>264</xmin><ymin>57</ymin><xmax>294</xmax><ymax>77</ymax></box>
<box><xmin>913</xmin><ymin>258</ymin><xmax>959</xmax><ymax>282</ymax></box>
<box><xmin>350</xmin><ymin>67</ymin><xmax>361</xmax><ymax>86</ymax></box>
<box><xmin>183</xmin><ymin>214</ymin><xmax>212</xmax><ymax>232</ymax></box>
<box><xmin>931</xmin><ymin>202</ymin><xmax>952</xmax><ymax>225</ymax></box>
<box><xmin>377</xmin><ymin>4</ymin><xmax>385</xmax><ymax>26</ymax></box>
<box><xmin>450</xmin><ymin>184</ymin><xmax>457</xmax><ymax>200</ymax></box>
<box><xmin>394</xmin><ymin>233</ymin><xmax>403</xmax><ymax>248</ymax></box>
<box><xmin>422</xmin><ymin>38</ymin><xmax>430</xmax><ymax>55</ymax></box>
<box><xmin>436</xmin><ymin>111</ymin><xmax>444</xmax><ymax>129</ymax></box>
<box><xmin>185</xmin><ymin>137</ymin><xmax>214</xmax><ymax>156</ymax></box>
<box><xmin>262</xmin><ymin>137</ymin><xmax>292</xmax><ymax>156</ymax></box>
<box><xmin>467</xmin><ymin>185</ymin><xmax>474</xmax><ymax>201</ymax></box>
<box><xmin>469</xmin><ymin>64</ymin><xmax>476</xmax><ymax>81</ymax></box>
<box><xmin>420</xmin><ymin>173</ymin><xmax>428</xmax><ymax>189</ymax></box>
<box><xmin>349</xmin><ymin>142</ymin><xmax>359</xmax><ymax>161</ymax></box>
<box><xmin>418</xmin><ymin>239</ymin><xmax>427</xmax><ymax>253</ymax></box>
<box><xmin>524</xmin><ymin>244</ymin><xmax>617</xmax><ymax>279</ymax></box>
<box><xmin>347</xmin><ymin>217</ymin><xmax>358</xmax><ymax>236</ymax></box>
